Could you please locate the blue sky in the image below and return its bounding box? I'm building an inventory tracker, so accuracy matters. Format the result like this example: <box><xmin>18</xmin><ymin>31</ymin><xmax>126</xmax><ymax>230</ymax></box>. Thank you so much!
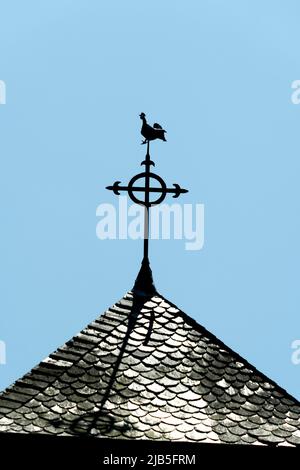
<box><xmin>1</xmin><ymin>0</ymin><xmax>300</xmax><ymax>399</ymax></box>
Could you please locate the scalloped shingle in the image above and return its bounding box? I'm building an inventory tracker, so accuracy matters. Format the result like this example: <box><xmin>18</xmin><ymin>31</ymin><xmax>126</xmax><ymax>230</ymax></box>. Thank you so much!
<box><xmin>0</xmin><ymin>291</ymin><xmax>300</xmax><ymax>448</ymax></box>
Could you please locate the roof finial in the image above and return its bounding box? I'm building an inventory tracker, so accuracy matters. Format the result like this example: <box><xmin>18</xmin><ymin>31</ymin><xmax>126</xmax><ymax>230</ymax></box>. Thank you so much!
<box><xmin>106</xmin><ymin>113</ymin><xmax>188</xmax><ymax>295</ymax></box>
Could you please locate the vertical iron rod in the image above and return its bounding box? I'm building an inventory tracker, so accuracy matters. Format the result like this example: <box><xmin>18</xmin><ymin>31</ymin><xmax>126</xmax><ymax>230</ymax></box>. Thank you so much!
<box><xmin>143</xmin><ymin>140</ymin><xmax>150</xmax><ymax>260</ymax></box>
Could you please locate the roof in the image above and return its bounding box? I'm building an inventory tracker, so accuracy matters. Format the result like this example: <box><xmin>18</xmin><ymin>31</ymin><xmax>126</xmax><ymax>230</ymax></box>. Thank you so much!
<box><xmin>1</xmin><ymin>289</ymin><xmax>300</xmax><ymax>447</ymax></box>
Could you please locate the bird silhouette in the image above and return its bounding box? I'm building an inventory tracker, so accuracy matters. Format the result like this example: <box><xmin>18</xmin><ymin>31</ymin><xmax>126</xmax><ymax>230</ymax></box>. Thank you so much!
<box><xmin>139</xmin><ymin>112</ymin><xmax>167</xmax><ymax>144</ymax></box>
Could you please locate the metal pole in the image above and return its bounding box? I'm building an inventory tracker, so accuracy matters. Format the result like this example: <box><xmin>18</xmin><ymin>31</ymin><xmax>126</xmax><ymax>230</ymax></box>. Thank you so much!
<box><xmin>143</xmin><ymin>141</ymin><xmax>150</xmax><ymax>260</ymax></box>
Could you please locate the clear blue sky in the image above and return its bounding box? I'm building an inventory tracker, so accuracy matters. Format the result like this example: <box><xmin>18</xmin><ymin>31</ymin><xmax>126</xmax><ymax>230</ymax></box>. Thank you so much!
<box><xmin>1</xmin><ymin>0</ymin><xmax>300</xmax><ymax>400</ymax></box>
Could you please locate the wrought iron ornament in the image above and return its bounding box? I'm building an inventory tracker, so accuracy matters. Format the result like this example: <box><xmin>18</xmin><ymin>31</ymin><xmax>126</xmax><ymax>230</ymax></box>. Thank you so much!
<box><xmin>106</xmin><ymin>113</ymin><xmax>188</xmax><ymax>261</ymax></box>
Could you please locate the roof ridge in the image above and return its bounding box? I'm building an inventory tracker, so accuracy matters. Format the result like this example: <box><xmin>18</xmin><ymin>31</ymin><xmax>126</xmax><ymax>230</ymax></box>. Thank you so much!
<box><xmin>159</xmin><ymin>293</ymin><xmax>300</xmax><ymax>408</ymax></box>
<box><xmin>0</xmin><ymin>292</ymin><xmax>133</xmax><ymax>410</ymax></box>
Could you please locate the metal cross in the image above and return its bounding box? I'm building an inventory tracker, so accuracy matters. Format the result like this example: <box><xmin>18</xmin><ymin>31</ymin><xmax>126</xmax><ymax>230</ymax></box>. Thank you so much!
<box><xmin>106</xmin><ymin>136</ymin><xmax>188</xmax><ymax>261</ymax></box>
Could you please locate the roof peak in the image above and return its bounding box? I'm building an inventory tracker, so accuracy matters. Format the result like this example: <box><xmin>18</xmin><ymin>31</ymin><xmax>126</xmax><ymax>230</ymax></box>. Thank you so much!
<box><xmin>132</xmin><ymin>257</ymin><xmax>157</xmax><ymax>297</ymax></box>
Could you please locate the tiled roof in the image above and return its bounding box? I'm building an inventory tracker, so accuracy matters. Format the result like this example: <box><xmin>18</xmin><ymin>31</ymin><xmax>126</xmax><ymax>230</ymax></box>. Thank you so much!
<box><xmin>1</xmin><ymin>291</ymin><xmax>300</xmax><ymax>447</ymax></box>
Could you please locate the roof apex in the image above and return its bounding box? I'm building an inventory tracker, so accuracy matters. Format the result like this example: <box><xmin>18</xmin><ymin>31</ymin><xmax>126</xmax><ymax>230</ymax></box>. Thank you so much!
<box><xmin>132</xmin><ymin>257</ymin><xmax>156</xmax><ymax>297</ymax></box>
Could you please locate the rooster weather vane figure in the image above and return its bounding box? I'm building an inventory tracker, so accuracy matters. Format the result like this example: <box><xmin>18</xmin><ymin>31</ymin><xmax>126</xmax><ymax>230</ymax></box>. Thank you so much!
<box><xmin>106</xmin><ymin>113</ymin><xmax>188</xmax><ymax>294</ymax></box>
<box><xmin>139</xmin><ymin>112</ymin><xmax>167</xmax><ymax>145</ymax></box>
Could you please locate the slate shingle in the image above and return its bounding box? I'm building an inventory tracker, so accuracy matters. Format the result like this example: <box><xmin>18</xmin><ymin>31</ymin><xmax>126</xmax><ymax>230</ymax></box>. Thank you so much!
<box><xmin>0</xmin><ymin>291</ymin><xmax>300</xmax><ymax>447</ymax></box>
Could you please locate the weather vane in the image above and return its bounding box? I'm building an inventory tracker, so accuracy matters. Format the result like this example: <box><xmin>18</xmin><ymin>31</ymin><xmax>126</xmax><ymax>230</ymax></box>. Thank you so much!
<box><xmin>106</xmin><ymin>113</ymin><xmax>188</xmax><ymax>294</ymax></box>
